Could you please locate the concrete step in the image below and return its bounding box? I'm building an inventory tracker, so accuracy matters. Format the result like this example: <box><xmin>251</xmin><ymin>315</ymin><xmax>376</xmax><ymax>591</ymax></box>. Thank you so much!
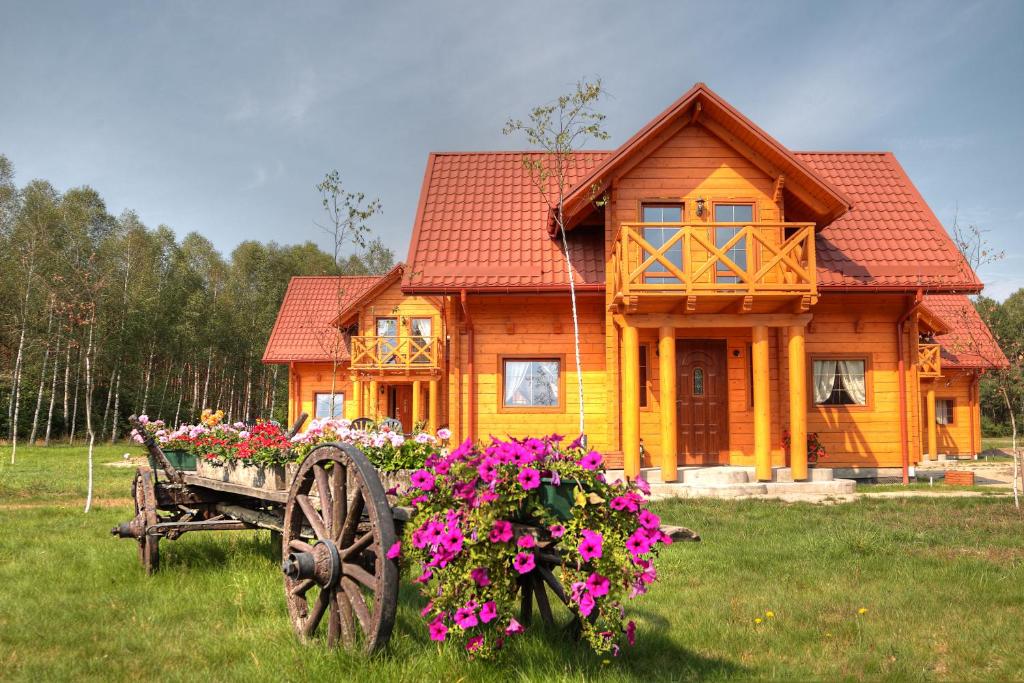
<box><xmin>762</xmin><ymin>479</ymin><xmax>856</xmax><ymax>495</ymax></box>
<box><xmin>611</xmin><ymin>466</ymin><xmax>837</xmax><ymax>485</ymax></box>
<box><xmin>649</xmin><ymin>482</ymin><xmax>769</xmax><ymax>499</ymax></box>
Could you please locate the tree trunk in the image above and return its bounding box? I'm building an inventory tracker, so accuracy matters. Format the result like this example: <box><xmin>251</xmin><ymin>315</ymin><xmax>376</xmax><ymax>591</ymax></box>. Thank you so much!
<box><xmin>157</xmin><ymin>361</ymin><xmax>171</xmax><ymax>421</ymax></box>
<box><xmin>202</xmin><ymin>349</ymin><xmax>212</xmax><ymax>411</ymax></box>
<box><xmin>109</xmin><ymin>369</ymin><xmax>121</xmax><ymax>444</ymax></box>
<box><xmin>141</xmin><ymin>341</ymin><xmax>156</xmax><ymax>414</ymax></box>
<box><xmin>269</xmin><ymin>365</ymin><xmax>279</xmax><ymax>420</ymax></box>
<box><xmin>44</xmin><ymin>333</ymin><xmax>61</xmax><ymax>446</ymax></box>
<box><xmin>244</xmin><ymin>361</ymin><xmax>253</xmax><ymax>423</ymax></box>
<box><xmin>173</xmin><ymin>365</ymin><xmax>185</xmax><ymax>427</ymax></box>
<box><xmin>29</xmin><ymin>306</ymin><xmax>55</xmax><ymax>445</ymax></box>
<box><xmin>100</xmin><ymin>364</ymin><xmax>116</xmax><ymax>441</ymax></box>
<box><xmin>69</xmin><ymin>346</ymin><xmax>82</xmax><ymax>445</ymax></box>
<box><xmin>83</xmin><ymin>320</ymin><xmax>96</xmax><ymax>514</ymax></box>
<box><xmin>62</xmin><ymin>338</ymin><xmax>72</xmax><ymax>432</ymax></box>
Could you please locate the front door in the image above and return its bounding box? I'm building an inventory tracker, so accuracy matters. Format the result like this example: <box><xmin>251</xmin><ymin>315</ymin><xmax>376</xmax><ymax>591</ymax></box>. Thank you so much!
<box><xmin>388</xmin><ymin>385</ymin><xmax>413</xmax><ymax>433</ymax></box>
<box><xmin>677</xmin><ymin>340</ymin><xmax>729</xmax><ymax>464</ymax></box>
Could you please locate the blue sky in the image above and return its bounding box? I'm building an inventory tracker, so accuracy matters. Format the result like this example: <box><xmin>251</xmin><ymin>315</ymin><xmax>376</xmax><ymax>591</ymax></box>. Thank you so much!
<box><xmin>2</xmin><ymin>0</ymin><xmax>1022</xmax><ymax>298</ymax></box>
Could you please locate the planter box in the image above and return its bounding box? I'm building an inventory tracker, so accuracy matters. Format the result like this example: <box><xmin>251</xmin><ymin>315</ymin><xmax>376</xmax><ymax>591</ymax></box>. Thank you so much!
<box><xmin>227</xmin><ymin>462</ymin><xmax>286</xmax><ymax>491</ymax></box>
<box><xmin>148</xmin><ymin>448</ymin><xmax>197</xmax><ymax>472</ymax></box>
<box><xmin>538</xmin><ymin>479</ymin><xmax>578</xmax><ymax>522</ymax></box>
<box><xmin>195</xmin><ymin>458</ymin><xmax>229</xmax><ymax>482</ymax></box>
<box><xmin>945</xmin><ymin>470</ymin><xmax>975</xmax><ymax>486</ymax></box>
<box><xmin>379</xmin><ymin>469</ymin><xmax>414</xmax><ymax>495</ymax></box>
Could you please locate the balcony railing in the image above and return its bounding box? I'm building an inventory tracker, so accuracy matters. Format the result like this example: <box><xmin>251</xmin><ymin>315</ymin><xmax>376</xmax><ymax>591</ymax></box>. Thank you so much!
<box><xmin>918</xmin><ymin>342</ymin><xmax>942</xmax><ymax>378</ymax></box>
<box><xmin>611</xmin><ymin>222</ymin><xmax>817</xmax><ymax>306</ymax></box>
<box><xmin>350</xmin><ymin>335</ymin><xmax>440</xmax><ymax>371</ymax></box>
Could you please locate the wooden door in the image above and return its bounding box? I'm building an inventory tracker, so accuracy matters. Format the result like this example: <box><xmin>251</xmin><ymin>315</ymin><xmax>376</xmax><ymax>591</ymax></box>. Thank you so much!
<box><xmin>677</xmin><ymin>340</ymin><xmax>729</xmax><ymax>464</ymax></box>
<box><xmin>389</xmin><ymin>385</ymin><xmax>413</xmax><ymax>433</ymax></box>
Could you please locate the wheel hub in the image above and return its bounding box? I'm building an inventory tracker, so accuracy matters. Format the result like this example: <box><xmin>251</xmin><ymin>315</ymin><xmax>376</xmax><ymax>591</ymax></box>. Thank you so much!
<box><xmin>281</xmin><ymin>539</ymin><xmax>341</xmax><ymax>589</ymax></box>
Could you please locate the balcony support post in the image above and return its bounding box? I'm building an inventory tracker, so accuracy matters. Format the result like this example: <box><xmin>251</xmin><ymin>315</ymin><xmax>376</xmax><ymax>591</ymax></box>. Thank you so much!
<box><xmin>622</xmin><ymin>324</ymin><xmax>641</xmax><ymax>480</ymax></box>
<box><xmin>412</xmin><ymin>379</ymin><xmax>422</xmax><ymax>429</ymax></box>
<box><xmin>368</xmin><ymin>379</ymin><xmax>379</xmax><ymax>421</ymax></box>
<box><xmin>753</xmin><ymin>325</ymin><xmax>772</xmax><ymax>481</ymax></box>
<box><xmin>658</xmin><ymin>326</ymin><xmax>678</xmax><ymax>482</ymax></box>
<box><xmin>925</xmin><ymin>382</ymin><xmax>937</xmax><ymax>461</ymax></box>
<box><xmin>428</xmin><ymin>378</ymin><xmax>440</xmax><ymax>434</ymax></box>
<box><xmin>349</xmin><ymin>378</ymin><xmax>362</xmax><ymax>420</ymax></box>
<box><xmin>787</xmin><ymin>325</ymin><xmax>808</xmax><ymax>481</ymax></box>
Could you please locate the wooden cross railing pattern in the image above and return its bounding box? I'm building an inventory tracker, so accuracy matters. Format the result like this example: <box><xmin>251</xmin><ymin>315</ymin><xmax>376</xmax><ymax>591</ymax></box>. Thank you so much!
<box><xmin>350</xmin><ymin>335</ymin><xmax>439</xmax><ymax>371</ymax></box>
<box><xmin>611</xmin><ymin>222</ymin><xmax>817</xmax><ymax>300</ymax></box>
<box><xmin>917</xmin><ymin>343</ymin><xmax>942</xmax><ymax>378</ymax></box>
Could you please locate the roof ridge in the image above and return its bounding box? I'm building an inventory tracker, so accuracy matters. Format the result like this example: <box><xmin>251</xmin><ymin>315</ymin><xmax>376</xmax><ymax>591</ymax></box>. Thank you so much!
<box><xmin>429</xmin><ymin>150</ymin><xmax>613</xmax><ymax>156</ymax></box>
<box><xmin>794</xmin><ymin>150</ymin><xmax>890</xmax><ymax>156</ymax></box>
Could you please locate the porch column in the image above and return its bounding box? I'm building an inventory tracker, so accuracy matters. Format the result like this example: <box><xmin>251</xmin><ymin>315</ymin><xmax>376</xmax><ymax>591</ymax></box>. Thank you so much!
<box><xmin>368</xmin><ymin>379</ymin><xmax>379</xmax><ymax>420</ymax></box>
<box><xmin>349</xmin><ymin>378</ymin><xmax>362</xmax><ymax>420</ymax></box>
<box><xmin>925</xmin><ymin>382</ymin><xmax>936</xmax><ymax>461</ymax></box>
<box><xmin>622</xmin><ymin>324</ymin><xmax>641</xmax><ymax>479</ymax></box>
<box><xmin>752</xmin><ymin>325</ymin><xmax>772</xmax><ymax>481</ymax></box>
<box><xmin>788</xmin><ymin>325</ymin><xmax>808</xmax><ymax>481</ymax></box>
<box><xmin>428</xmin><ymin>378</ymin><xmax>440</xmax><ymax>434</ymax></box>
<box><xmin>412</xmin><ymin>379</ymin><xmax>422</xmax><ymax>429</ymax></box>
<box><xmin>658</xmin><ymin>326</ymin><xmax>678</xmax><ymax>483</ymax></box>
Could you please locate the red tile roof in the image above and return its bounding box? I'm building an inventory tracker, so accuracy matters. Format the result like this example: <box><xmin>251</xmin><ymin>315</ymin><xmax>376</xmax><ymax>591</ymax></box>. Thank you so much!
<box><xmin>923</xmin><ymin>294</ymin><xmax>1008</xmax><ymax>369</ymax></box>
<box><xmin>403</xmin><ymin>152</ymin><xmax>608</xmax><ymax>292</ymax></box>
<box><xmin>262</xmin><ymin>275</ymin><xmax>382</xmax><ymax>364</ymax></box>
<box><xmin>797</xmin><ymin>153</ymin><xmax>981</xmax><ymax>291</ymax></box>
<box><xmin>404</xmin><ymin>150</ymin><xmax>981</xmax><ymax>293</ymax></box>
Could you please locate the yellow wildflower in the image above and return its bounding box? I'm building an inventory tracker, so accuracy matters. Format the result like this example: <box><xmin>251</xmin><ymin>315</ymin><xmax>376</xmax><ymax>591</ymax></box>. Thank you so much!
<box><xmin>765</xmin><ymin>611</ymin><xmax>775</xmax><ymax>619</ymax></box>
<box><xmin>754</xmin><ymin>617</ymin><xmax>763</xmax><ymax>624</ymax></box>
<box><xmin>858</xmin><ymin>607</ymin><xmax>868</xmax><ymax>615</ymax></box>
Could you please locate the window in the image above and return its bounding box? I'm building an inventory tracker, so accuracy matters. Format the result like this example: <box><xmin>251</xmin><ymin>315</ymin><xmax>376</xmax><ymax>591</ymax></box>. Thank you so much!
<box><xmin>376</xmin><ymin>317</ymin><xmax>398</xmax><ymax>363</ymax></box>
<box><xmin>642</xmin><ymin>203</ymin><xmax>683</xmax><ymax>285</ymax></box>
<box><xmin>813</xmin><ymin>359</ymin><xmax>867</xmax><ymax>406</ymax></box>
<box><xmin>936</xmin><ymin>399</ymin><xmax>954</xmax><ymax>425</ymax></box>
<box><xmin>314</xmin><ymin>392</ymin><xmax>345</xmax><ymax>419</ymax></box>
<box><xmin>692</xmin><ymin>367</ymin><xmax>705</xmax><ymax>396</ymax></box>
<box><xmin>713</xmin><ymin>204</ymin><xmax>753</xmax><ymax>284</ymax></box>
<box><xmin>639</xmin><ymin>344</ymin><xmax>649</xmax><ymax>408</ymax></box>
<box><xmin>503</xmin><ymin>359</ymin><xmax>560</xmax><ymax>408</ymax></box>
<box><xmin>410</xmin><ymin>317</ymin><xmax>432</xmax><ymax>364</ymax></box>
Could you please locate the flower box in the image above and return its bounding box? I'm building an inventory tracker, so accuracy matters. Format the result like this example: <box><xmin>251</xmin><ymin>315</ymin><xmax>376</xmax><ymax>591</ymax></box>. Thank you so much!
<box><xmin>148</xmin><ymin>448</ymin><xmax>197</xmax><ymax>472</ymax></box>
<box><xmin>379</xmin><ymin>469</ymin><xmax>414</xmax><ymax>495</ymax></box>
<box><xmin>538</xmin><ymin>478</ymin><xmax>578</xmax><ymax>522</ymax></box>
<box><xmin>944</xmin><ymin>470</ymin><xmax>975</xmax><ymax>486</ymax></box>
<box><xmin>195</xmin><ymin>458</ymin><xmax>229</xmax><ymax>482</ymax></box>
<box><xmin>226</xmin><ymin>462</ymin><xmax>286</xmax><ymax>491</ymax></box>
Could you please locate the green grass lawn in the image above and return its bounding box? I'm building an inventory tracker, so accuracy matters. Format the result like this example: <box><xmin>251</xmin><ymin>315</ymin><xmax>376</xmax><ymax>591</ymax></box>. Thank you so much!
<box><xmin>981</xmin><ymin>436</ymin><xmax>1020</xmax><ymax>453</ymax></box>
<box><xmin>2</xmin><ymin>446</ymin><xmax>1023</xmax><ymax>681</ymax></box>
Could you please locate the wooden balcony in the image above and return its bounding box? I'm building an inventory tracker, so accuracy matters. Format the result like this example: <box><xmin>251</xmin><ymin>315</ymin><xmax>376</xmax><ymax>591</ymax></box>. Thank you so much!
<box><xmin>349</xmin><ymin>335</ymin><xmax>440</xmax><ymax>372</ymax></box>
<box><xmin>610</xmin><ymin>222</ymin><xmax>817</xmax><ymax>314</ymax></box>
<box><xmin>917</xmin><ymin>342</ymin><xmax>942</xmax><ymax>378</ymax></box>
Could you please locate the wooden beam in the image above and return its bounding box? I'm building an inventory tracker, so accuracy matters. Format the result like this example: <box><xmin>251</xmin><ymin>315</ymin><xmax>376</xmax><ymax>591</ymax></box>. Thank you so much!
<box><xmin>658</xmin><ymin>326</ymin><xmax>677</xmax><ymax>483</ymax></box>
<box><xmin>622</xmin><ymin>325</ymin><xmax>641</xmax><ymax>479</ymax></box>
<box><xmin>428</xmin><ymin>378</ymin><xmax>440</xmax><ymax>434</ymax></box>
<box><xmin>412</xmin><ymin>379</ymin><xmax>422</xmax><ymax>429</ymax></box>
<box><xmin>616</xmin><ymin>313</ymin><xmax>812</xmax><ymax>329</ymax></box>
<box><xmin>925</xmin><ymin>383</ymin><xmax>937</xmax><ymax>462</ymax></box>
<box><xmin>752</xmin><ymin>325</ymin><xmax>772</xmax><ymax>481</ymax></box>
<box><xmin>788</xmin><ymin>325</ymin><xmax>808</xmax><ymax>481</ymax></box>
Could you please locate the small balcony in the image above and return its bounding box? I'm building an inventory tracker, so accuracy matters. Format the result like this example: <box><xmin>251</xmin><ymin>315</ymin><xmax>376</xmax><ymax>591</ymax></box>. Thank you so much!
<box><xmin>349</xmin><ymin>335</ymin><xmax>441</xmax><ymax>372</ymax></box>
<box><xmin>610</xmin><ymin>222</ymin><xmax>817</xmax><ymax>313</ymax></box>
<box><xmin>917</xmin><ymin>342</ymin><xmax>942</xmax><ymax>378</ymax></box>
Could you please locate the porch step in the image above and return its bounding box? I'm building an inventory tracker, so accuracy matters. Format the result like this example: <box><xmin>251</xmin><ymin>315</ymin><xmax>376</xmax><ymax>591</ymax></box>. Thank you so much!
<box><xmin>647</xmin><ymin>478</ymin><xmax>856</xmax><ymax>501</ymax></box>
<box><xmin>633</xmin><ymin>466</ymin><xmax>835</xmax><ymax>485</ymax></box>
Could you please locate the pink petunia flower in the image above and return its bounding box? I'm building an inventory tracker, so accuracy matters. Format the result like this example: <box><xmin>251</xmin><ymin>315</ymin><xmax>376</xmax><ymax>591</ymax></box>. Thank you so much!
<box><xmin>489</xmin><ymin>520</ymin><xmax>514</xmax><ymax>543</ymax></box>
<box><xmin>454</xmin><ymin>607</ymin><xmax>478</xmax><ymax>629</ymax></box>
<box><xmin>634</xmin><ymin>477</ymin><xmax>651</xmax><ymax>495</ymax></box>
<box><xmin>512</xmin><ymin>552</ymin><xmax>535</xmax><ymax>574</ymax></box>
<box><xmin>625</xmin><ymin>529</ymin><xmax>653</xmax><ymax>558</ymax></box>
<box><xmin>441</xmin><ymin>530</ymin><xmax>464</xmax><ymax>554</ymax></box>
<box><xmin>386</xmin><ymin>542</ymin><xmax>401</xmax><ymax>560</ymax></box>
<box><xmin>466</xmin><ymin>635</ymin><xmax>484</xmax><ymax>652</ymax></box>
<box><xmin>638</xmin><ymin>509</ymin><xmax>661</xmax><ymax>530</ymax></box>
<box><xmin>480</xmin><ymin>601</ymin><xmax>497</xmax><ymax>623</ymax></box>
<box><xmin>578</xmin><ymin>529</ymin><xmax>604</xmax><ymax>562</ymax></box>
<box><xmin>626</xmin><ymin>620</ymin><xmax>636</xmax><ymax>646</ymax></box>
<box><xmin>549</xmin><ymin>524</ymin><xmax>565</xmax><ymax>538</ymax></box>
<box><xmin>517</xmin><ymin>535</ymin><xmax>536</xmax><ymax>549</ymax></box>
<box><xmin>578</xmin><ymin>450</ymin><xmax>603</xmax><ymax>470</ymax></box>
<box><xmin>578</xmin><ymin>591</ymin><xmax>596</xmax><ymax>618</ymax></box>
<box><xmin>609</xmin><ymin>496</ymin><xmax>638</xmax><ymax>513</ymax></box>
<box><xmin>586</xmin><ymin>572</ymin><xmax>610</xmax><ymax>597</ymax></box>
<box><xmin>517</xmin><ymin>467</ymin><xmax>541</xmax><ymax>490</ymax></box>
<box><xmin>470</xmin><ymin>567</ymin><xmax>490</xmax><ymax>587</ymax></box>
<box><xmin>410</xmin><ymin>469</ymin><xmax>435</xmax><ymax>491</ymax></box>
<box><xmin>429</xmin><ymin>617</ymin><xmax>448</xmax><ymax>641</ymax></box>
<box><xmin>420</xmin><ymin>601</ymin><xmax>433</xmax><ymax>617</ymax></box>
<box><xmin>505</xmin><ymin>618</ymin><xmax>524</xmax><ymax>635</ymax></box>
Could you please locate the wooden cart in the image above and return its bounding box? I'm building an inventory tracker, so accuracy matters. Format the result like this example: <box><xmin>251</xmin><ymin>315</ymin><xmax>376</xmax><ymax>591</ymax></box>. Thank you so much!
<box><xmin>113</xmin><ymin>414</ymin><xmax>698</xmax><ymax>654</ymax></box>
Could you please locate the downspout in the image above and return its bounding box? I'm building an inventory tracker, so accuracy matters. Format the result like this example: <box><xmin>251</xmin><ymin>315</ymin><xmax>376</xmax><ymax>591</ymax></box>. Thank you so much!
<box><xmin>896</xmin><ymin>289</ymin><xmax>924</xmax><ymax>485</ymax></box>
<box><xmin>460</xmin><ymin>289</ymin><xmax>474</xmax><ymax>444</ymax></box>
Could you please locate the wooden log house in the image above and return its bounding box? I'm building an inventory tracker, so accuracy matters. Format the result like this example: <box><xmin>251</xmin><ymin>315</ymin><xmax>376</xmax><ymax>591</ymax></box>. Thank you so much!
<box><xmin>263</xmin><ymin>84</ymin><xmax>1007</xmax><ymax>480</ymax></box>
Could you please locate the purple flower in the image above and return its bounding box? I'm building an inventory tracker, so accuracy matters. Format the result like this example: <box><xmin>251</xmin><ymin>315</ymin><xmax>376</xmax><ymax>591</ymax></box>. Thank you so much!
<box><xmin>517</xmin><ymin>467</ymin><xmax>541</xmax><ymax>490</ymax></box>
<box><xmin>470</xmin><ymin>567</ymin><xmax>490</xmax><ymax>587</ymax></box>
<box><xmin>638</xmin><ymin>509</ymin><xmax>661</xmax><ymax>530</ymax></box>
<box><xmin>549</xmin><ymin>524</ymin><xmax>565</xmax><ymax>538</ymax></box>
<box><xmin>578</xmin><ymin>450</ymin><xmax>603</xmax><ymax>470</ymax></box>
<box><xmin>626</xmin><ymin>529</ymin><xmax>653</xmax><ymax>558</ymax></box>
<box><xmin>429</xmin><ymin>617</ymin><xmax>448</xmax><ymax>641</ymax></box>
<box><xmin>477</xmin><ymin>459</ymin><xmax>498</xmax><ymax>482</ymax></box>
<box><xmin>578</xmin><ymin>529</ymin><xmax>603</xmax><ymax>562</ymax></box>
<box><xmin>512</xmin><ymin>552</ymin><xmax>535</xmax><ymax>574</ymax></box>
<box><xmin>505</xmin><ymin>618</ymin><xmax>524</xmax><ymax>635</ymax></box>
<box><xmin>610</xmin><ymin>496</ymin><xmax>638</xmax><ymax>513</ymax></box>
<box><xmin>626</xmin><ymin>620</ymin><xmax>636</xmax><ymax>646</ymax></box>
<box><xmin>466</xmin><ymin>635</ymin><xmax>484</xmax><ymax>652</ymax></box>
<box><xmin>441</xmin><ymin>531</ymin><xmax>464</xmax><ymax>554</ymax></box>
<box><xmin>517</xmin><ymin>535</ymin><xmax>536</xmax><ymax>549</ymax></box>
<box><xmin>578</xmin><ymin>591</ymin><xmax>596</xmax><ymax>617</ymax></box>
<box><xmin>634</xmin><ymin>477</ymin><xmax>651</xmax><ymax>495</ymax></box>
<box><xmin>410</xmin><ymin>469</ymin><xmax>435</xmax><ymax>491</ymax></box>
<box><xmin>420</xmin><ymin>601</ymin><xmax>433</xmax><ymax>617</ymax></box>
<box><xmin>454</xmin><ymin>607</ymin><xmax>478</xmax><ymax>629</ymax></box>
<box><xmin>386</xmin><ymin>542</ymin><xmax>401</xmax><ymax>560</ymax></box>
<box><xmin>480</xmin><ymin>601</ymin><xmax>497</xmax><ymax>623</ymax></box>
<box><xmin>489</xmin><ymin>520</ymin><xmax>514</xmax><ymax>543</ymax></box>
<box><xmin>586</xmin><ymin>572</ymin><xmax>610</xmax><ymax>597</ymax></box>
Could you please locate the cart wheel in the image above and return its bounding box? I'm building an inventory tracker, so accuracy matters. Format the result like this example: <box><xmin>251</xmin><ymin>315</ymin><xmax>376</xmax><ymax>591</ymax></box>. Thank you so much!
<box><xmin>515</xmin><ymin>550</ymin><xmax>591</xmax><ymax>636</ymax></box>
<box><xmin>281</xmin><ymin>443</ymin><xmax>398</xmax><ymax>654</ymax></box>
<box><xmin>132</xmin><ymin>467</ymin><xmax>160</xmax><ymax>575</ymax></box>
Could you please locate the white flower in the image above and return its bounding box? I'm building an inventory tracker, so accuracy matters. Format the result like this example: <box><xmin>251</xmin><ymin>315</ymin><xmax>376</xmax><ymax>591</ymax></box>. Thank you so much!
<box><xmin>138</xmin><ymin>415</ymin><xmax>150</xmax><ymax>425</ymax></box>
<box><xmin>390</xmin><ymin>434</ymin><xmax>405</xmax><ymax>448</ymax></box>
<box><xmin>239</xmin><ymin>431</ymin><xmax>250</xmax><ymax>439</ymax></box>
<box><xmin>437</xmin><ymin>428</ymin><xmax>452</xmax><ymax>441</ymax></box>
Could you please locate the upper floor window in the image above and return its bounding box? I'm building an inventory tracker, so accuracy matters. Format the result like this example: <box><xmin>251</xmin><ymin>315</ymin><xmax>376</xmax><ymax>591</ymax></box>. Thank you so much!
<box><xmin>642</xmin><ymin>203</ymin><xmax>683</xmax><ymax>285</ymax></box>
<box><xmin>410</xmin><ymin>317</ymin><xmax>432</xmax><ymax>364</ymax></box>
<box><xmin>713</xmin><ymin>204</ymin><xmax>753</xmax><ymax>284</ymax></box>
<box><xmin>376</xmin><ymin>317</ymin><xmax>398</xmax><ymax>362</ymax></box>
<box><xmin>813</xmin><ymin>359</ymin><xmax>866</xmax><ymax>406</ymax></box>
<box><xmin>503</xmin><ymin>358</ymin><xmax>560</xmax><ymax>408</ymax></box>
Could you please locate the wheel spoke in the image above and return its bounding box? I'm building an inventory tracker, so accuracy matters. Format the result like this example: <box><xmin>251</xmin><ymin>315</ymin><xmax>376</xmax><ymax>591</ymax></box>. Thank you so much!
<box><xmin>334</xmin><ymin>590</ymin><xmax>356</xmax><ymax>648</ymax></box>
<box><xmin>289</xmin><ymin>578</ymin><xmax>315</xmax><ymax>597</ymax></box>
<box><xmin>340</xmin><ymin>578</ymin><xmax>372</xmax><ymax>634</ymax></box>
<box><xmin>289</xmin><ymin>539</ymin><xmax>315</xmax><ymax>554</ymax></box>
<box><xmin>327</xmin><ymin>592</ymin><xmax>341</xmax><ymax>647</ymax></box>
<box><xmin>337</xmin><ymin>487</ymin><xmax>364</xmax><ymax>545</ymax></box>
<box><xmin>296</xmin><ymin>494</ymin><xmax>329</xmax><ymax>542</ymax></box>
<box><xmin>303</xmin><ymin>587</ymin><xmax>331</xmax><ymax>638</ymax></box>
<box><xmin>313</xmin><ymin>465</ymin><xmax>333</xmax><ymax>532</ymax></box>
<box><xmin>342</xmin><ymin>562</ymin><xmax>378</xmax><ymax>591</ymax></box>
<box><xmin>330</xmin><ymin>464</ymin><xmax>344</xmax><ymax>538</ymax></box>
<box><xmin>340</xmin><ymin>531</ymin><xmax>375</xmax><ymax>560</ymax></box>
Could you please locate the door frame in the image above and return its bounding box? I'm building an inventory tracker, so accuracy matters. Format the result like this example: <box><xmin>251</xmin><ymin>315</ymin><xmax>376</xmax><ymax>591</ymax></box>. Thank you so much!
<box><xmin>676</xmin><ymin>338</ymin><xmax>730</xmax><ymax>465</ymax></box>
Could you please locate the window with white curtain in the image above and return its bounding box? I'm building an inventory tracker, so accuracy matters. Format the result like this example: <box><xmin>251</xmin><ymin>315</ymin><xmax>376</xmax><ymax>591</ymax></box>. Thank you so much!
<box><xmin>314</xmin><ymin>393</ymin><xmax>345</xmax><ymax>419</ymax></box>
<box><xmin>812</xmin><ymin>359</ymin><xmax>867</xmax><ymax>406</ymax></box>
<box><xmin>503</xmin><ymin>359</ymin><xmax>560</xmax><ymax>407</ymax></box>
<box><xmin>936</xmin><ymin>399</ymin><xmax>954</xmax><ymax>425</ymax></box>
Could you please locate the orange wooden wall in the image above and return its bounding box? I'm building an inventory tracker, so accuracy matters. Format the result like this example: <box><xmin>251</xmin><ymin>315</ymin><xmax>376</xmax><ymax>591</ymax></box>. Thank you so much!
<box><xmin>924</xmin><ymin>368</ymin><xmax>980</xmax><ymax>457</ymax></box>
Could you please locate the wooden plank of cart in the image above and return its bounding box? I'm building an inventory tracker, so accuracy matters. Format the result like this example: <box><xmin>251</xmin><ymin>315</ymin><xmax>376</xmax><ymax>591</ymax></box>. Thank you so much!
<box><xmin>113</xmin><ymin>413</ymin><xmax>699</xmax><ymax>655</ymax></box>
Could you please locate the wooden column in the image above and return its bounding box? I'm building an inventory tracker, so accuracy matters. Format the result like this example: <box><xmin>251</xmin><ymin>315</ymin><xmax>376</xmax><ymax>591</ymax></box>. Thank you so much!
<box><xmin>412</xmin><ymin>379</ymin><xmax>422</xmax><ymax>428</ymax></box>
<box><xmin>428</xmin><ymin>378</ymin><xmax>440</xmax><ymax>433</ymax></box>
<box><xmin>658</xmin><ymin>326</ymin><xmax>677</xmax><ymax>483</ymax></box>
<box><xmin>622</xmin><ymin>324</ymin><xmax>641</xmax><ymax>479</ymax></box>
<box><xmin>925</xmin><ymin>382</ymin><xmax>936</xmax><ymax>461</ymax></box>
<box><xmin>368</xmin><ymin>379</ymin><xmax>379</xmax><ymax>420</ymax></box>
<box><xmin>348</xmin><ymin>378</ymin><xmax>361</xmax><ymax>420</ymax></box>
<box><xmin>752</xmin><ymin>325</ymin><xmax>772</xmax><ymax>481</ymax></box>
<box><xmin>787</xmin><ymin>325</ymin><xmax>808</xmax><ymax>481</ymax></box>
